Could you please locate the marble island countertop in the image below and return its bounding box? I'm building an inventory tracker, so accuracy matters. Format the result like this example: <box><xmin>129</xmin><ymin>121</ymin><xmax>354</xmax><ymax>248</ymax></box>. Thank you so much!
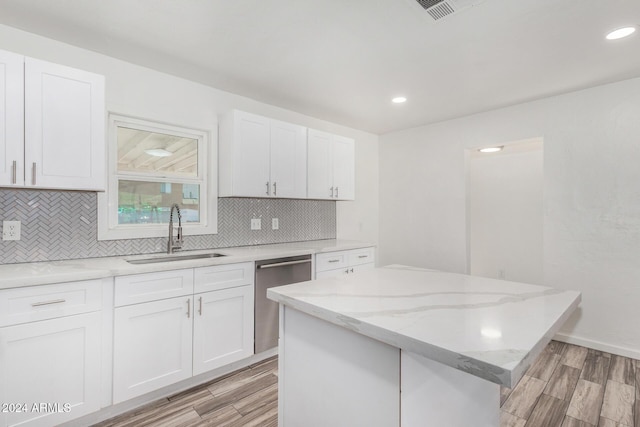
<box><xmin>268</xmin><ymin>264</ymin><xmax>581</xmax><ymax>388</ymax></box>
<box><xmin>0</xmin><ymin>239</ymin><xmax>374</xmax><ymax>290</ymax></box>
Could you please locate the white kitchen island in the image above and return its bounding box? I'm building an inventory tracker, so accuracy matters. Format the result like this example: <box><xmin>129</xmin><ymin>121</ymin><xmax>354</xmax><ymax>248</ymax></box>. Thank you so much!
<box><xmin>267</xmin><ymin>265</ymin><xmax>581</xmax><ymax>427</ymax></box>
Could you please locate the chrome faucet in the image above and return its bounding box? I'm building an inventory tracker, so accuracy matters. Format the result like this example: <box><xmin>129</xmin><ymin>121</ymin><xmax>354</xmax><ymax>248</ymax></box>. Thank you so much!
<box><xmin>167</xmin><ymin>203</ymin><xmax>184</xmax><ymax>254</ymax></box>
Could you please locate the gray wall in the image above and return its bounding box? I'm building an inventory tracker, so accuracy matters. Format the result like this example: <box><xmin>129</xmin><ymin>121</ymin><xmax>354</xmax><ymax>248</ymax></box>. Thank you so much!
<box><xmin>0</xmin><ymin>189</ymin><xmax>336</xmax><ymax>264</ymax></box>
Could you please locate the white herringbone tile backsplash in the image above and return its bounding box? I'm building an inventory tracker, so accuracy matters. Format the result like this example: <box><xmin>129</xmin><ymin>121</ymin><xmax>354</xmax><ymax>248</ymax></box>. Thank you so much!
<box><xmin>0</xmin><ymin>189</ymin><xmax>336</xmax><ymax>264</ymax></box>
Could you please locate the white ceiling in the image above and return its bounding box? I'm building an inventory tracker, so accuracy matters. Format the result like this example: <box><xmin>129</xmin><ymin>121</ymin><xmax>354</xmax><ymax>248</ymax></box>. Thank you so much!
<box><xmin>1</xmin><ymin>0</ymin><xmax>639</xmax><ymax>134</ymax></box>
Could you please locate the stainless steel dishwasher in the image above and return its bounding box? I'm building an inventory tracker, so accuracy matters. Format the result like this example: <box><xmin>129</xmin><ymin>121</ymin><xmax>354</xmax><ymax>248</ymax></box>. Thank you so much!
<box><xmin>255</xmin><ymin>255</ymin><xmax>312</xmax><ymax>353</ymax></box>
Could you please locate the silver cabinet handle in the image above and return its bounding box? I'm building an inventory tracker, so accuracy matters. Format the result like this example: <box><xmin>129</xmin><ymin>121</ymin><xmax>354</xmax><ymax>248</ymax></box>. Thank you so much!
<box><xmin>266</xmin><ymin>181</ymin><xmax>270</xmax><ymax>195</ymax></box>
<box><xmin>31</xmin><ymin>299</ymin><xmax>66</xmax><ymax>307</ymax></box>
<box><xmin>328</xmin><ymin>259</ymin><xmax>340</xmax><ymax>263</ymax></box>
<box><xmin>12</xmin><ymin>161</ymin><xmax>17</xmax><ymax>184</ymax></box>
<box><xmin>198</xmin><ymin>296</ymin><xmax>203</xmax><ymax>316</ymax></box>
<box><xmin>186</xmin><ymin>298</ymin><xmax>191</xmax><ymax>318</ymax></box>
<box><xmin>330</xmin><ymin>187</ymin><xmax>334</xmax><ymax>198</ymax></box>
<box><xmin>273</xmin><ymin>182</ymin><xmax>277</xmax><ymax>196</ymax></box>
<box><xmin>335</xmin><ymin>187</ymin><xmax>339</xmax><ymax>198</ymax></box>
<box><xmin>358</xmin><ymin>255</ymin><xmax>368</xmax><ymax>259</ymax></box>
<box><xmin>32</xmin><ymin>163</ymin><xmax>37</xmax><ymax>185</ymax></box>
<box><xmin>350</xmin><ymin>268</ymin><xmax>354</xmax><ymax>273</ymax></box>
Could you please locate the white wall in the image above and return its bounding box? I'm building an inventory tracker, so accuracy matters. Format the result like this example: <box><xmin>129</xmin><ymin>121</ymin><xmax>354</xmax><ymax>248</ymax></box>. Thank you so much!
<box><xmin>0</xmin><ymin>24</ymin><xmax>379</xmax><ymax>246</ymax></box>
<box><xmin>380</xmin><ymin>77</ymin><xmax>640</xmax><ymax>357</ymax></box>
<box><xmin>468</xmin><ymin>141</ymin><xmax>543</xmax><ymax>285</ymax></box>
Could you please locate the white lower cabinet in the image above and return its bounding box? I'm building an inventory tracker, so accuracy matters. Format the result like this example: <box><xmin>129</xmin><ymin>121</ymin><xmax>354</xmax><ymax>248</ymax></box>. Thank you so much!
<box><xmin>315</xmin><ymin>247</ymin><xmax>376</xmax><ymax>279</ymax></box>
<box><xmin>193</xmin><ymin>285</ymin><xmax>254</xmax><ymax>375</ymax></box>
<box><xmin>0</xmin><ymin>280</ymin><xmax>104</xmax><ymax>427</ymax></box>
<box><xmin>113</xmin><ymin>296</ymin><xmax>193</xmax><ymax>403</ymax></box>
<box><xmin>112</xmin><ymin>263</ymin><xmax>254</xmax><ymax>403</ymax></box>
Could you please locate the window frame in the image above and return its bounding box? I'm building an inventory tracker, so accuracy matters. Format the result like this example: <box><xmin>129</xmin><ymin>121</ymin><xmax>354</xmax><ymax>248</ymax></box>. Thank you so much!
<box><xmin>98</xmin><ymin>113</ymin><xmax>218</xmax><ymax>240</ymax></box>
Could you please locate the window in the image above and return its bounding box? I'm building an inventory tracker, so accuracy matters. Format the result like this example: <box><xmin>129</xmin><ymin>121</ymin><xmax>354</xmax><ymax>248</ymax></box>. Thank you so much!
<box><xmin>98</xmin><ymin>114</ymin><xmax>217</xmax><ymax>240</ymax></box>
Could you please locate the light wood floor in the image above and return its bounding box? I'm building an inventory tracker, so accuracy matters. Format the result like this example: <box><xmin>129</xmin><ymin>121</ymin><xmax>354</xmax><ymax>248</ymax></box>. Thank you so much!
<box><xmin>96</xmin><ymin>341</ymin><xmax>638</xmax><ymax>427</ymax></box>
<box><xmin>501</xmin><ymin>341</ymin><xmax>639</xmax><ymax>427</ymax></box>
<box><xmin>94</xmin><ymin>357</ymin><xmax>279</xmax><ymax>427</ymax></box>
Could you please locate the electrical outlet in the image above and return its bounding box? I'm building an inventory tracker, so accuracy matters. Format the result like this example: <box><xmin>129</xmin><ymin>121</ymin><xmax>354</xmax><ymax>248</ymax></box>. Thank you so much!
<box><xmin>272</xmin><ymin>218</ymin><xmax>279</xmax><ymax>230</ymax></box>
<box><xmin>2</xmin><ymin>221</ymin><xmax>21</xmax><ymax>241</ymax></box>
<box><xmin>251</xmin><ymin>218</ymin><xmax>262</xmax><ymax>230</ymax></box>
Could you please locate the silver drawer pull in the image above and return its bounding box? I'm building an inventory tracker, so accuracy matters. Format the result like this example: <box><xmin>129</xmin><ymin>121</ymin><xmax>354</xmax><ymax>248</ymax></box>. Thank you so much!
<box><xmin>328</xmin><ymin>259</ymin><xmax>340</xmax><ymax>263</ymax></box>
<box><xmin>198</xmin><ymin>296</ymin><xmax>203</xmax><ymax>316</ymax></box>
<box><xmin>31</xmin><ymin>299</ymin><xmax>66</xmax><ymax>307</ymax></box>
<box><xmin>12</xmin><ymin>160</ymin><xmax>17</xmax><ymax>184</ymax></box>
<box><xmin>358</xmin><ymin>255</ymin><xmax>368</xmax><ymax>258</ymax></box>
<box><xmin>186</xmin><ymin>298</ymin><xmax>191</xmax><ymax>318</ymax></box>
<box><xmin>32</xmin><ymin>163</ymin><xmax>37</xmax><ymax>185</ymax></box>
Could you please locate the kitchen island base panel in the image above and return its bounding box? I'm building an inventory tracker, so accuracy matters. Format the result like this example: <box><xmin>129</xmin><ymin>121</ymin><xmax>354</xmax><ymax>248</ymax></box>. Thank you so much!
<box><xmin>401</xmin><ymin>350</ymin><xmax>500</xmax><ymax>427</ymax></box>
<box><xmin>278</xmin><ymin>306</ymin><xmax>400</xmax><ymax>427</ymax></box>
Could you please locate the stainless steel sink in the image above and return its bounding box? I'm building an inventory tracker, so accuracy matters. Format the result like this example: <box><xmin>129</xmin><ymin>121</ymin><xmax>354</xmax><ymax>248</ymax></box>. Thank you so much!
<box><xmin>126</xmin><ymin>253</ymin><xmax>226</xmax><ymax>264</ymax></box>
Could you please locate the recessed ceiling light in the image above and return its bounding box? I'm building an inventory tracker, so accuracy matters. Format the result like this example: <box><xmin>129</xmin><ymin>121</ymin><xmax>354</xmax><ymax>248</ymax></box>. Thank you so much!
<box><xmin>606</xmin><ymin>26</ymin><xmax>636</xmax><ymax>40</ymax></box>
<box><xmin>481</xmin><ymin>328</ymin><xmax>502</xmax><ymax>339</ymax></box>
<box><xmin>145</xmin><ymin>148</ymin><xmax>173</xmax><ymax>157</ymax></box>
<box><xmin>392</xmin><ymin>96</ymin><xmax>407</xmax><ymax>104</ymax></box>
<box><xmin>478</xmin><ymin>146</ymin><xmax>503</xmax><ymax>153</ymax></box>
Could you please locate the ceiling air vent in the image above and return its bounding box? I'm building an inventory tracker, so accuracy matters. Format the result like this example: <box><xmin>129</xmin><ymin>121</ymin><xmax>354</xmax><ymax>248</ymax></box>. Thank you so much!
<box><xmin>414</xmin><ymin>0</ymin><xmax>485</xmax><ymax>21</ymax></box>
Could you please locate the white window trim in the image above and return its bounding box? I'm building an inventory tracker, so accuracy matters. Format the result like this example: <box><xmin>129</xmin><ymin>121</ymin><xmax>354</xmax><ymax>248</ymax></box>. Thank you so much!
<box><xmin>98</xmin><ymin>113</ymin><xmax>218</xmax><ymax>241</ymax></box>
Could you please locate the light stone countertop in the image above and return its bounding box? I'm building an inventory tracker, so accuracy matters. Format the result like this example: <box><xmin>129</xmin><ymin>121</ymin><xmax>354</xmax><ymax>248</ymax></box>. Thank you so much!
<box><xmin>0</xmin><ymin>239</ymin><xmax>374</xmax><ymax>290</ymax></box>
<box><xmin>267</xmin><ymin>264</ymin><xmax>581</xmax><ymax>388</ymax></box>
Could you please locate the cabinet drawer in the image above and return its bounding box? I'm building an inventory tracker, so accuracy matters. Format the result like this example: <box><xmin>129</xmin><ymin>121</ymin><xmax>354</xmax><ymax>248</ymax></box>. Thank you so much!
<box><xmin>0</xmin><ymin>279</ymin><xmax>103</xmax><ymax>327</ymax></box>
<box><xmin>315</xmin><ymin>251</ymin><xmax>348</xmax><ymax>272</ymax></box>
<box><xmin>348</xmin><ymin>247</ymin><xmax>375</xmax><ymax>266</ymax></box>
<box><xmin>194</xmin><ymin>262</ymin><xmax>254</xmax><ymax>293</ymax></box>
<box><xmin>115</xmin><ymin>269</ymin><xmax>194</xmax><ymax>307</ymax></box>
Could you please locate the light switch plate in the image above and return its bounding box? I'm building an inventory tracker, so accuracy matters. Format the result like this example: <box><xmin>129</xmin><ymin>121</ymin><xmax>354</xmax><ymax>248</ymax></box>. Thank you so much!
<box><xmin>272</xmin><ymin>218</ymin><xmax>279</xmax><ymax>230</ymax></box>
<box><xmin>2</xmin><ymin>220</ymin><xmax>21</xmax><ymax>241</ymax></box>
<box><xmin>251</xmin><ymin>218</ymin><xmax>262</xmax><ymax>230</ymax></box>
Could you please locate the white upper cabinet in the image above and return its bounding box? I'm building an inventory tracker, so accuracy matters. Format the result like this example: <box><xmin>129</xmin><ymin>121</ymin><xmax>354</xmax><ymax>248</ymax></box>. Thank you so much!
<box><xmin>307</xmin><ymin>129</ymin><xmax>355</xmax><ymax>200</ymax></box>
<box><xmin>0</xmin><ymin>50</ymin><xmax>24</xmax><ymax>187</ymax></box>
<box><xmin>270</xmin><ymin>119</ymin><xmax>307</xmax><ymax>198</ymax></box>
<box><xmin>0</xmin><ymin>49</ymin><xmax>106</xmax><ymax>191</ymax></box>
<box><xmin>219</xmin><ymin>110</ymin><xmax>307</xmax><ymax>198</ymax></box>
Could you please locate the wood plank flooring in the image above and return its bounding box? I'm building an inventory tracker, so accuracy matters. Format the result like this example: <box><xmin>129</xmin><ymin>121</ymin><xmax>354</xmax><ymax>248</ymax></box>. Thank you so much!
<box><xmin>97</xmin><ymin>342</ymin><xmax>639</xmax><ymax>427</ymax></box>
<box><xmin>94</xmin><ymin>357</ymin><xmax>279</xmax><ymax>427</ymax></box>
<box><xmin>501</xmin><ymin>342</ymin><xmax>639</xmax><ymax>427</ymax></box>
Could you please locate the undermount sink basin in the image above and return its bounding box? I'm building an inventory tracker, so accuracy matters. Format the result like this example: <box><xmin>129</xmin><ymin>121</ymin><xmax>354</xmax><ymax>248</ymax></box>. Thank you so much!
<box><xmin>126</xmin><ymin>253</ymin><xmax>226</xmax><ymax>264</ymax></box>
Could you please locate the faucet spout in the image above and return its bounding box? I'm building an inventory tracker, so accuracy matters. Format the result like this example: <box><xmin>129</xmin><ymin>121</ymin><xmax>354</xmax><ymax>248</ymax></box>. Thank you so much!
<box><xmin>167</xmin><ymin>203</ymin><xmax>184</xmax><ymax>254</ymax></box>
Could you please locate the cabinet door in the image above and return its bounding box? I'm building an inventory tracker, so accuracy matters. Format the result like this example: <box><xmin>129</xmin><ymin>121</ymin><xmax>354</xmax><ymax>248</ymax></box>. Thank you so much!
<box><xmin>24</xmin><ymin>57</ymin><xmax>105</xmax><ymax>191</ymax></box>
<box><xmin>351</xmin><ymin>263</ymin><xmax>375</xmax><ymax>274</ymax></box>
<box><xmin>193</xmin><ymin>285</ymin><xmax>254</xmax><ymax>375</ymax></box>
<box><xmin>0</xmin><ymin>312</ymin><xmax>101</xmax><ymax>427</ymax></box>
<box><xmin>0</xmin><ymin>50</ymin><xmax>24</xmax><ymax>187</ymax></box>
<box><xmin>232</xmin><ymin>111</ymin><xmax>271</xmax><ymax>197</ymax></box>
<box><xmin>307</xmin><ymin>129</ymin><xmax>334</xmax><ymax>199</ymax></box>
<box><xmin>113</xmin><ymin>297</ymin><xmax>193</xmax><ymax>403</ymax></box>
<box><xmin>270</xmin><ymin>120</ymin><xmax>307</xmax><ymax>198</ymax></box>
<box><xmin>315</xmin><ymin>268</ymin><xmax>348</xmax><ymax>279</ymax></box>
<box><xmin>332</xmin><ymin>135</ymin><xmax>355</xmax><ymax>200</ymax></box>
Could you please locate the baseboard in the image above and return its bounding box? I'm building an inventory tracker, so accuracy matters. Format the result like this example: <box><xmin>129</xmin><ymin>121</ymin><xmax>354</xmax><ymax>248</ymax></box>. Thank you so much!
<box><xmin>60</xmin><ymin>348</ymin><xmax>278</xmax><ymax>427</ymax></box>
<box><xmin>554</xmin><ymin>333</ymin><xmax>640</xmax><ymax>359</ymax></box>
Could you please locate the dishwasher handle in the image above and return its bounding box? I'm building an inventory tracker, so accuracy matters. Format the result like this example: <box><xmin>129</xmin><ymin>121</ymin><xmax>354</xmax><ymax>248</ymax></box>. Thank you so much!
<box><xmin>257</xmin><ymin>259</ymin><xmax>312</xmax><ymax>269</ymax></box>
